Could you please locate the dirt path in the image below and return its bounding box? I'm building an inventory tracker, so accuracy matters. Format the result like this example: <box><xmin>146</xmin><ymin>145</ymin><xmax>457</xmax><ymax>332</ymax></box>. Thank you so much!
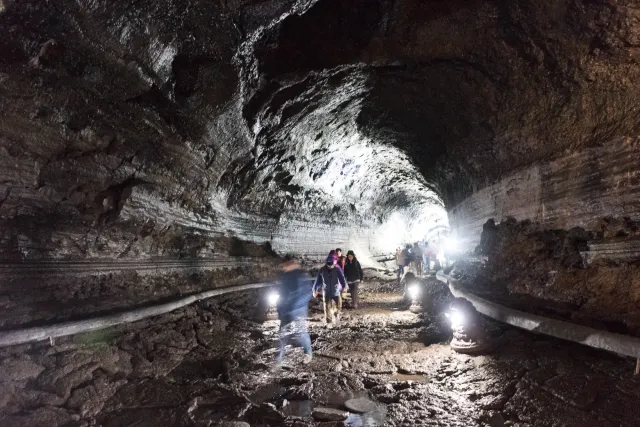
<box><xmin>1</xmin><ymin>274</ymin><xmax>640</xmax><ymax>426</ymax></box>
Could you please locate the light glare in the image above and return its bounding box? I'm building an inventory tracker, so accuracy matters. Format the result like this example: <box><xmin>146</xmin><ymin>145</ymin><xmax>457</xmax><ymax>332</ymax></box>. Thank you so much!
<box><xmin>444</xmin><ymin>237</ymin><xmax>458</xmax><ymax>253</ymax></box>
<box><xmin>449</xmin><ymin>309</ymin><xmax>465</xmax><ymax>328</ymax></box>
<box><xmin>268</xmin><ymin>292</ymin><xmax>280</xmax><ymax>306</ymax></box>
<box><xmin>408</xmin><ymin>284</ymin><xmax>420</xmax><ymax>300</ymax></box>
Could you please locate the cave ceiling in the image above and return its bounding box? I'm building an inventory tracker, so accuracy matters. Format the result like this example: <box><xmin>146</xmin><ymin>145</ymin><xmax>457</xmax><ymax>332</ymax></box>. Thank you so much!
<box><xmin>1</xmin><ymin>0</ymin><xmax>640</xmax><ymax>256</ymax></box>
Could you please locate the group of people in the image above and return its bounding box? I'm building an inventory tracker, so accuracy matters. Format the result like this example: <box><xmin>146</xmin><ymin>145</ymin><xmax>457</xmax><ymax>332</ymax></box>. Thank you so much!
<box><xmin>395</xmin><ymin>241</ymin><xmax>439</xmax><ymax>281</ymax></box>
<box><xmin>313</xmin><ymin>248</ymin><xmax>364</xmax><ymax>321</ymax></box>
<box><xmin>275</xmin><ymin>248</ymin><xmax>364</xmax><ymax>366</ymax></box>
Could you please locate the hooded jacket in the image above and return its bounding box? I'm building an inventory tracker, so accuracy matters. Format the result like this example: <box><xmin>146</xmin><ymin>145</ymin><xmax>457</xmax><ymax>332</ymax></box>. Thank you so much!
<box><xmin>344</xmin><ymin>256</ymin><xmax>363</xmax><ymax>282</ymax></box>
<box><xmin>313</xmin><ymin>264</ymin><xmax>346</xmax><ymax>297</ymax></box>
<box><xmin>277</xmin><ymin>268</ymin><xmax>312</xmax><ymax>324</ymax></box>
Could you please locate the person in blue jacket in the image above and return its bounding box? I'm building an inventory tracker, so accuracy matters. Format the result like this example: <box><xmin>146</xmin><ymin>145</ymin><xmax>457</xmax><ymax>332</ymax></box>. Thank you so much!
<box><xmin>313</xmin><ymin>253</ymin><xmax>347</xmax><ymax>324</ymax></box>
<box><xmin>277</xmin><ymin>254</ymin><xmax>313</xmax><ymax>365</ymax></box>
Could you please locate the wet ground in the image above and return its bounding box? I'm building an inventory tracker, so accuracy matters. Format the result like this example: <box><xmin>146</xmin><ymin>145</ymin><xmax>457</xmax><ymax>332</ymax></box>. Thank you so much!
<box><xmin>2</xmin><ymin>271</ymin><xmax>640</xmax><ymax>426</ymax></box>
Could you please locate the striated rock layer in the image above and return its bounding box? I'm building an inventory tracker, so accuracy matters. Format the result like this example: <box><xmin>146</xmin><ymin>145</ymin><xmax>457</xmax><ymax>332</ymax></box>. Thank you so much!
<box><xmin>449</xmin><ymin>138</ymin><xmax>640</xmax><ymax>249</ymax></box>
<box><xmin>2</xmin><ymin>0</ymin><xmax>640</xmax><ymax>324</ymax></box>
<box><xmin>464</xmin><ymin>217</ymin><xmax>640</xmax><ymax>336</ymax></box>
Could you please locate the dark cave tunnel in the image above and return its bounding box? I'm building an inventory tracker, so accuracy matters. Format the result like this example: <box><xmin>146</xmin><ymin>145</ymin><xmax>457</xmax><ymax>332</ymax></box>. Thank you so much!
<box><xmin>1</xmin><ymin>0</ymin><xmax>640</xmax><ymax>426</ymax></box>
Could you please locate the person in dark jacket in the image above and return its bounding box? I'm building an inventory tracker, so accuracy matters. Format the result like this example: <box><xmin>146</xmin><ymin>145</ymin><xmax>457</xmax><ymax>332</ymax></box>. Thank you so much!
<box><xmin>343</xmin><ymin>250</ymin><xmax>363</xmax><ymax>309</ymax></box>
<box><xmin>335</xmin><ymin>248</ymin><xmax>346</xmax><ymax>272</ymax></box>
<box><xmin>277</xmin><ymin>254</ymin><xmax>313</xmax><ymax>365</ymax></box>
<box><xmin>313</xmin><ymin>254</ymin><xmax>347</xmax><ymax>324</ymax></box>
<box><xmin>412</xmin><ymin>242</ymin><xmax>424</xmax><ymax>276</ymax></box>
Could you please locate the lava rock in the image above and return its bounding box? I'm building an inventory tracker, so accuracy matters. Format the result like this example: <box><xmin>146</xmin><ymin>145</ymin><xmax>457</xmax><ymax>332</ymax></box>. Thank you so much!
<box><xmin>377</xmin><ymin>393</ymin><xmax>401</xmax><ymax>404</ymax></box>
<box><xmin>344</xmin><ymin>398</ymin><xmax>377</xmax><ymax>413</ymax></box>
<box><xmin>371</xmin><ymin>384</ymin><xmax>395</xmax><ymax>395</ymax></box>
<box><xmin>312</xmin><ymin>407</ymin><xmax>349</xmax><ymax>421</ymax></box>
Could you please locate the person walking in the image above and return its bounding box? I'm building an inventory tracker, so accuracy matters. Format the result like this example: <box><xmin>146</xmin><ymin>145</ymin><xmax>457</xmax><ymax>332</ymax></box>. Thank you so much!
<box><xmin>412</xmin><ymin>242</ymin><xmax>424</xmax><ymax>276</ymax></box>
<box><xmin>395</xmin><ymin>247</ymin><xmax>406</xmax><ymax>283</ymax></box>
<box><xmin>276</xmin><ymin>255</ymin><xmax>313</xmax><ymax>365</ymax></box>
<box><xmin>343</xmin><ymin>250</ymin><xmax>363</xmax><ymax>309</ymax></box>
<box><xmin>313</xmin><ymin>254</ymin><xmax>347</xmax><ymax>325</ymax></box>
<box><xmin>335</xmin><ymin>248</ymin><xmax>346</xmax><ymax>272</ymax></box>
<box><xmin>423</xmin><ymin>241</ymin><xmax>431</xmax><ymax>273</ymax></box>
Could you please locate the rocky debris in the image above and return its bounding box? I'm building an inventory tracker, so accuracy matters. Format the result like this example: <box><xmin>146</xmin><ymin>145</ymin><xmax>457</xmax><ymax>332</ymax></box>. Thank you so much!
<box><xmin>344</xmin><ymin>397</ymin><xmax>377</xmax><ymax>413</ymax></box>
<box><xmin>216</xmin><ymin>422</ymin><xmax>251</xmax><ymax>427</ymax></box>
<box><xmin>1</xmin><ymin>280</ymin><xmax>640</xmax><ymax>426</ymax></box>
<box><xmin>0</xmin><ymin>406</ymin><xmax>79</xmax><ymax>427</ymax></box>
<box><xmin>449</xmin><ymin>299</ymin><xmax>494</xmax><ymax>355</ymax></box>
<box><xmin>0</xmin><ymin>355</ymin><xmax>45</xmax><ymax>381</ymax></box>
<box><xmin>312</xmin><ymin>407</ymin><xmax>349</xmax><ymax>421</ymax></box>
<box><xmin>66</xmin><ymin>376</ymin><xmax>127</xmax><ymax>417</ymax></box>
<box><xmin>458</xmin><ymin>218</ymin><xmax>640</xmax><ymax>335</ymax></box>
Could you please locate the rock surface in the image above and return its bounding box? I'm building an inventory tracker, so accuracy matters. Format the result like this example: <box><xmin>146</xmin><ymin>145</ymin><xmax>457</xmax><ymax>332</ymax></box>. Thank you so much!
<box><xmin>344</xmin><ymin>397</ymin><xmax>377</xmax><ymax>413</ymax></box>
<box><xmin>456</xmin><ymin>218</ymin><xmax>640</xmax><ymax>335</ymax></box>
<box><xmin>1</xmin><ymin>0</ymin><xmax>640</xmax><ymax>324</ymax></box>
<box><xmin>312</xmin><ymin>407</ymin><xmax>349</xmax><ymax>421</ymax></box>
<box><xmin>2</xmin><ymin>275</ymin><xmax>640</xmax><ymax>427</ymax></box>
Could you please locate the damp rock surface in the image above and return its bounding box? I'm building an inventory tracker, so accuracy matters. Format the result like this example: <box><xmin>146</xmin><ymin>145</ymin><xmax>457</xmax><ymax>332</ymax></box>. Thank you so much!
<box><xmin>312</xmin><ymin>407</ymin><xmax>349</xmax><ymax>421</ymax></box>
<box><xmin>1</xmin><ymin>274</ymin><xmax>640</xmax><ymax>427</ymax></box>
<box><xmin>2</xmin><ymin>0</ymin><xmax>639</xmax><ymax>264</ymax></box>
<box><xmin>455</xmin><ymin>218</ymin><xmax>640</xmax><ymax>336</ymax></box>
<box><xmin>1</xmin><ymin>1</ymin><xmax>640</xmax><ymax>425</ymax></box>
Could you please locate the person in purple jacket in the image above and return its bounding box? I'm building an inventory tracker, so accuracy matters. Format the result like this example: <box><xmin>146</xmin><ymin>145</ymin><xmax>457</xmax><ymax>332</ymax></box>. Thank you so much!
<box><xmin>313</xmin><ymin>254</ymin><xmax>347</xmax><ymax>324</ymax></box>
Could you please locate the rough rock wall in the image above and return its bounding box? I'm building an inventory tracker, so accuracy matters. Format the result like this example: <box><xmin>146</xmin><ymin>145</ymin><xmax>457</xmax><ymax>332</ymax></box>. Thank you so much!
<box><xmin>3</xmin><ymin>0</ymin><xmax>640</xmax><ymax>324</ymax></box>
<box><xmin>470</xmin><ymin>218</ymin><xmax>640</xmax><ymax>335</ymax></box>
<box><xmin>0</xmin><ymin>0</ymin><xmax>447</xmax><ymax>264</ymax></box>
<box><xmin>449</xmin><ymin>138</ymin><xmax>640</xmax><ymax>249</ymax></box>
<box><xmin>4</xmin><ymin>0</ymin><xmax>640</xmax><ymax>262</ymax></box>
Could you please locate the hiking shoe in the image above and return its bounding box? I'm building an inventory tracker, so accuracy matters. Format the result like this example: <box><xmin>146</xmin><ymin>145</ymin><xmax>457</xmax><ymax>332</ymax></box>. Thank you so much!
<box><xmin>302</xmin><ymin>354</ymin><xmax>313</xmax><ymax>365</ymax></box>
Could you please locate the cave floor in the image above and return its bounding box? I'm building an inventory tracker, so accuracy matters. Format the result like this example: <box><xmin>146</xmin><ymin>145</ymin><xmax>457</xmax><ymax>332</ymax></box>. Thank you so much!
<box><xmin>2</xmin><ymin>276</ymin><xmax>640</xmax><ymax>427</ymax></box>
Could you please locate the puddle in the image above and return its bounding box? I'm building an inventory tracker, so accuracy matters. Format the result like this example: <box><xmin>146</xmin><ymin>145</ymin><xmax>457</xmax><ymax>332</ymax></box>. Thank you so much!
<box><xmin>249</xmin><ymin>384</ymin><xmax>286</xmax><ymax>404</ymax></box>
<box><xmin>391</xmin><ymin>373</ymin><xmax>429</xmax><ymax>383</ymax></box>
<box><xmin>345</xmin><ymin>408</ymin><xmax>387</xmax><ymax>427</ymax></box>
<box><xmin>249</xmin><ymin>385</ymin><xmax>387</xmax><ymax>426</ymax></box>
<box><xmin>282</xmin><ymin>400</ymin><xmax>313</xmax><ymax>417</ymax></box>
<box><xmin>313</xmin><ymin>390</ymin><xmax>387</xmax><ymax>426</ymax></box>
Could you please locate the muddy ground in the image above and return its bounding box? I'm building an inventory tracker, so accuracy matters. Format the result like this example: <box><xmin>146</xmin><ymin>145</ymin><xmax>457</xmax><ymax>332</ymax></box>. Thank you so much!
<box><xmin>1</xmin><ymin>271</ymin><xmax>640</xmax><ymax>427</ymax></box>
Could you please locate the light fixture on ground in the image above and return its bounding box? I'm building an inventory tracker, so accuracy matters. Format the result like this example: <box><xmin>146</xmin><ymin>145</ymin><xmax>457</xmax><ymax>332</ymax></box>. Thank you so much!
<box><xmin>407</xmin><ymin>281</ymin><xmax>424</xmax><ymax>313</ymax></box>
<box><xmin>447</xmin><ymin>307</ymin><xmax>465</xmax><ymax>328</ymax></box>
<box><xmin>408</xmin><ymin>284</ymin><xmax>420</xmax><ymax>300</ymax></box>
<box><xmin>268</xmin><ymin>292</ymin><xmax>280</xmax><ymax>306</ymax></box>
<box><xmin>446</xmin><ymin>300</ymin><xmax>493</xmax><ymax>354</ymax></box>
<box><xmin>263</xmin><ymin>290</ymin><xmax>280</xmax><ymax>321</ymax></box>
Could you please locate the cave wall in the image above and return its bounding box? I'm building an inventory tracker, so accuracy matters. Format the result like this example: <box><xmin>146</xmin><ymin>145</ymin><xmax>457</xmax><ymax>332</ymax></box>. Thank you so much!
<box><xmin>449</xmin><ymin>137</ymin><xmax>640</xmax><ymax>249</ymax></box>
<box><xmin>2</xmin><ymin>0</ymin><xmax>640</xmax><ymax>325</ymax></box>
<box><xmin>0</xmin><ymin>0</ymin><xmax>447</xmax><ymax>266</ymax></box>
<box><xmin>471</xmin><ymin>217</ymin><xmax>640</xmax><ymax>335</ymax></box>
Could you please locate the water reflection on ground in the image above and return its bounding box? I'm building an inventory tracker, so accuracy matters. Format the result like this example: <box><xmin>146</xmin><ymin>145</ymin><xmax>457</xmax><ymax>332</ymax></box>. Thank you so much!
<box><xmin>251</xmin><ymin>385</ymin><xmax>387</xmax><ymax>426</ymax></box>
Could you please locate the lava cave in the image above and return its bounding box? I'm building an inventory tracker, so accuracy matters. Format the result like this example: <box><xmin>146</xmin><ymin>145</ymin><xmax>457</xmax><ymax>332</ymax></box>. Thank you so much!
<box><xmin>1</xmin><ymin>1</ymin><xmax>640</xmax><ymax>426</ymax></box>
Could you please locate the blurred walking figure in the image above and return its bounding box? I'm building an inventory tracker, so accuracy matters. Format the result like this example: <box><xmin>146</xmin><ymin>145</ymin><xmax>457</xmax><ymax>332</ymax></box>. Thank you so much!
<box><xmin>343</xmin><ymin>250</ymin><xmax>364</xmax><ymax>309</ymax></box>
<box><xmin>276</xmin><ymin>255</ymin><xmax>312</xmax><ymax>365</ymax></box>
<box><xmin>313</xmin><ymin>254</ymin><xmax>347</xmax><ymax>325</ymax></box>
